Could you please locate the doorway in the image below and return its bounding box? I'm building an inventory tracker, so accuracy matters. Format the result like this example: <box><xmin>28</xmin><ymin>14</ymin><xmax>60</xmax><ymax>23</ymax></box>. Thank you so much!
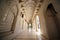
<box><xmin>45</xmin><ymin>3</ymin><xmax>59</xmax><ymax>39</ymax></box>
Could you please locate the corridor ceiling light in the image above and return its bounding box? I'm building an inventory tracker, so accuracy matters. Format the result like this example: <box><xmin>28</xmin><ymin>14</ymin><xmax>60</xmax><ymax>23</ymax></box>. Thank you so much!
<box><xmin>29</xmin><ymin>24</ymin><xmax>31</xmax><ymax>26</ymax></box>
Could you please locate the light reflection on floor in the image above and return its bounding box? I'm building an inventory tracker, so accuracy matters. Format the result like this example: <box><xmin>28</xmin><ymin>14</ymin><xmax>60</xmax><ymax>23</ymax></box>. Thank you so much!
<box><xmin>13</xmin><ymin>28</ymin><xmax>42</xmax><ymax>40</ymax></box>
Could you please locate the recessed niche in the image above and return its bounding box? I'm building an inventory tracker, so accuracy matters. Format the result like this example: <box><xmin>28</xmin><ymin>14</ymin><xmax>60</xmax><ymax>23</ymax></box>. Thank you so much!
<box><xmin>40</xmin><ymin>0</ymin><xmax>44</xmax><ymax>3</ymax></box>
<box><xmin>20</xmin><ymin>12</ymin><xmax>24</xmax><ymax>18</ymax></box>
<box><xmin>21</xmin><ymin>5</ymin><xmax>24</xmax><ymax>8</ymax></box>
<box><xmin>38</xmin><ymin>4</ymin><xmax>41</xmax><ymax>8</ymax></box>
<box><xmin>21</xmin><ymin>12</ymin><xmax>22</xmax><ymax>14</ymax></box>
<box><xmin>22</xmin><ymin>8</ymin><xmax>25</xmax><ymax>11</ymax></box>
<box><xmin>36</xmin><ymin>8</ymin><xmax>39</xmax><ymax>11</ymax></box>
<box><xmin>19</xmin><ymin>0</ymin><xmax>23</xmax><ymax>3</ymax></box>
<box><xmin>22</xmin><ymin>14</ymin><xmax>24</xmax><ymax>18</ymax></box>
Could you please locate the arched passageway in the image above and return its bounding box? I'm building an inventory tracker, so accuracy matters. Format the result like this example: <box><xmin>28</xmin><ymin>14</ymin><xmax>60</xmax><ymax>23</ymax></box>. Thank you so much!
<box><xmin>0</xmin><ymin>0</ymin><xmax>60</xmax><ymax>40</ymax></box>
<box><xmin>45</xmin><ymin>3</ymin><xmax>59</xmax><ymax>40</ymax></box>
<box><xmin>13</xmin><ymin>15</ymin><xmax>42</xmax><ymax>40</ymax></box>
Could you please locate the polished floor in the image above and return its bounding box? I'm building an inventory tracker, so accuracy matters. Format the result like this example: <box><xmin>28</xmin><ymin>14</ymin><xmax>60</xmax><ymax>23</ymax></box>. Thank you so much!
<box><xmin>13</xmin><ymin>28</ymin><xmax>45</xmax><ymax>40</ymax></box>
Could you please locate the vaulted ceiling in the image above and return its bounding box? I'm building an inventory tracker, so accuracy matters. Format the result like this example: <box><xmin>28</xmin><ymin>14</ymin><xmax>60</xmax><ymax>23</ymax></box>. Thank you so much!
<box><xmin>19</xmin><ymin>0</ymin><xmax>43</xmax><ymax>23</ymax></box>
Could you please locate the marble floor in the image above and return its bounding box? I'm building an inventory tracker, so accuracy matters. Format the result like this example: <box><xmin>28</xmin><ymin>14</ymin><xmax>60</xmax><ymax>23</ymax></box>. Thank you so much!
<box><xmin>12</xmin><ymin>28</ymin><xmax>46</xmax><ymax>40</ymax></box>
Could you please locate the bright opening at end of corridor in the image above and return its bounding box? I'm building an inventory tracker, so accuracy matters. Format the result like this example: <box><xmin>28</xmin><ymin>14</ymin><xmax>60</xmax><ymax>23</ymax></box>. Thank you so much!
<box><xmin>28</xmin><ymin>15</ymin><xmax>42</xmax><ymax>35</ymax></box>
<box><xmin>13</xmin><ymin>15</ymin><xmax>42</xmax><ymax>40</ymax></box>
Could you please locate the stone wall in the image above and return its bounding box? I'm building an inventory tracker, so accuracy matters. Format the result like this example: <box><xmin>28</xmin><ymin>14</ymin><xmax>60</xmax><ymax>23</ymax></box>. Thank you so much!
<box><xmin>0</xmin><ymin>0</ymin><xmax>18</xmax><ymax>32</ymax></box>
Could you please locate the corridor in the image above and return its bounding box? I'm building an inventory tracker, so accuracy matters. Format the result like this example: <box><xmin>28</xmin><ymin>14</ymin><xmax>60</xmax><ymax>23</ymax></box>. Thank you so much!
<box><xmin>0</xmin><ymin>0</ymin><xmax>60</xmax><ymax>40</ymax></box>
<box><xmin>13</xmin><ymin>28</ymin><xmax>45</xmax><ymax>40</ymax></box>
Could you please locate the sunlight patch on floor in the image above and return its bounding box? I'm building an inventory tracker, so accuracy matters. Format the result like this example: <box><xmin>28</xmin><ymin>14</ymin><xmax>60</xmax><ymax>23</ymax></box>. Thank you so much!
<box><xmin>28</xmin><ymin>28</ymin><xmax>42</xmax><ymax>36</ymax></box>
